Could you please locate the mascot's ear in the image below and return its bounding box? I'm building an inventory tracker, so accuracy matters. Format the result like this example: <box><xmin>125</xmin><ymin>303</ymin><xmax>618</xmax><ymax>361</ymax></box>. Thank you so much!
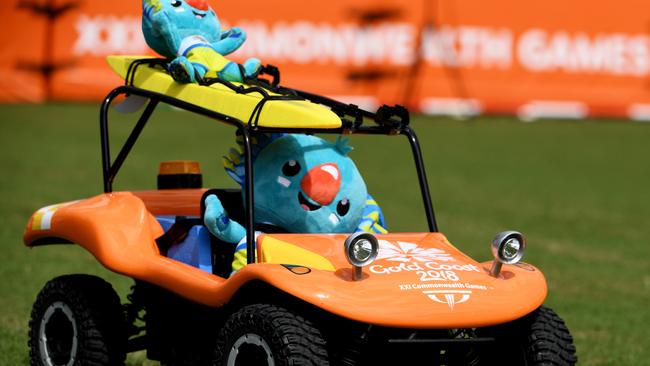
<box><xmin>335</xmin><ymin>136</ymin><xmax>354</xmax><ymax>156</ymax></box>
<box><xmin>222</xmin><ymin>133</ymin><xmax>287</xmax><ymax>187</ymax></box>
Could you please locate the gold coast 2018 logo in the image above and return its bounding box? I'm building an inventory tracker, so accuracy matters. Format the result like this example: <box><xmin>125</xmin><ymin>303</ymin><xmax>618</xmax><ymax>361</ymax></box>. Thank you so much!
<box><xmin>375</xmin><ymin>240</ymin><xmax>454</xmax><ymax>263</ymax></box>
<box><xmin>373</xmin><ymin>240</ymin><xmax>490</xmax><ymax>310</ymax></box>
<box><xmin>370</xmin><ymin>240</ymin><xmax>480</xmax><ymax>276</ymax></box>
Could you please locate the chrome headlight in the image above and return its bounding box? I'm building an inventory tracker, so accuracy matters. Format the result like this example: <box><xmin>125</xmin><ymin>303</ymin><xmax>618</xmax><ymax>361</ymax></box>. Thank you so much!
<box><xmin>490</xmin><ymin>231</ymin><xmax>526</xmax><ymax>277</ymax></box>
<box><xmin>344</xmin><ymin>232</ymin><xmax>379</xmax><ymax>279</ymax></box>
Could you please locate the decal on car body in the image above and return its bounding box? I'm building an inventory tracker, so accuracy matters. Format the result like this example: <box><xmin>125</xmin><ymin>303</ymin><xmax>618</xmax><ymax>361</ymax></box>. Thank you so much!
<box><xmin>31</xmin><ymin>202</ymin><xmax>78</xmax><ymax>230</ymax></box>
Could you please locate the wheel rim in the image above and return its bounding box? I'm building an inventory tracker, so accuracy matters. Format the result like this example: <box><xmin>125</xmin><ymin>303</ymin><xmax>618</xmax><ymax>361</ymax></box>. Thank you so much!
<box><xmin>38</xmin><ymin>301</ymin><xmax>78</xmax><ymax>366</ymax></box>
<box><xmin>227</xmin><ymin>333</ymin><xmax>275</xmax><ymax>366</ymax></box>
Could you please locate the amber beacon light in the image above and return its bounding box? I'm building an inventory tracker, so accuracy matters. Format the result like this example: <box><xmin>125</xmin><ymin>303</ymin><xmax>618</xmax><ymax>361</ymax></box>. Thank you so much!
<box><xmin>157</xmin><ymin>160</ymin><xmax>203</xmax><ymax>189</ymax></box>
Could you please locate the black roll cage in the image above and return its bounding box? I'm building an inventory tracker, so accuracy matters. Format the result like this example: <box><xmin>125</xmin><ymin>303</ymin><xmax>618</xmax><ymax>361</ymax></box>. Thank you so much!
<box><xmin>99</xmin><ymin>59</ymin><xmax>438</xmax><ymax>266</ymax></box>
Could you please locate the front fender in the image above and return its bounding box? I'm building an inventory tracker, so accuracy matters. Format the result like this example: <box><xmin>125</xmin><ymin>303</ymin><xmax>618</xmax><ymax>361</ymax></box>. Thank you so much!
<box><xmin>227</xmin><ymin>233</ymin><xmax>548</xmax><ymax>329</ymax></box>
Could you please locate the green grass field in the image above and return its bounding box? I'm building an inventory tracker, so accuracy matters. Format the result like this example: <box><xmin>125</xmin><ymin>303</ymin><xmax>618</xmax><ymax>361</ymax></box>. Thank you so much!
<box><xmin>1</xmin><ymin>103</ymin><xmax>649</xmax><ymax>365</ymax></box>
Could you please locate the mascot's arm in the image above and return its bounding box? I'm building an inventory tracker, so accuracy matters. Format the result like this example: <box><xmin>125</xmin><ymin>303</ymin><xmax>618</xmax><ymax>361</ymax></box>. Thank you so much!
<box><xmin>204</xmin><ymin>194</ymin><xmax>246</xmax><ymax>243</ymax></box>
<box><xmin>150</xmin><ymin>11</ymin><xmax>182</xmax><ymax>55</ymax></box>
<box><xmin>211</xmin><ymin>27</ymin><xmax>247</xmax><ymax>55</ymax></box>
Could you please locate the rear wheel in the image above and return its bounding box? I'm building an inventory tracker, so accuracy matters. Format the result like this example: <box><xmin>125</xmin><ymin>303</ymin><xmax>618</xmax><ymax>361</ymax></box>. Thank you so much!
<box><xmin>214</xmin><ymin>304</ymin><xmax>329</xmax><ymax>366</ymax></box>
<box><xmin>481</xmin><ymin>306</ymin><xmax>577</xmax><ymax>365</ymax></box>
<box><xmin>28</xmin><ymin>274</ymin><xmax>126</xmax><ymax>366</ymax></box>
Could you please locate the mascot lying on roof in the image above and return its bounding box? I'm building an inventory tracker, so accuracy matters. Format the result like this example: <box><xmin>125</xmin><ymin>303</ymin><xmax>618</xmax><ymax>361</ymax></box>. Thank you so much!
<box><xmin>142</xmin><ymin>0</ymin><xmax>260</xmax><ymax>83</ymax></box>
<box><xmin>204</xmin><ymin>134</ymin><xmax>387</xmax><ymax>275</ymax></box>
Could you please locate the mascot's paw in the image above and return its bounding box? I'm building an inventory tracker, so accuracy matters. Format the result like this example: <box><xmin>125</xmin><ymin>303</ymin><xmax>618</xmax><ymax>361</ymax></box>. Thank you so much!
<box><xmin>204</xmin><ymin>194</ymin><xmax>246</xmax><ymax>243</ymax></box>
<box><xmin>218</xmin><ymin>62</ymin><xmax>244</xmax><ymax>82</ymax></box>
<box><xmin>243</xmin><ymin>58</ymin><xmax>262</xmax><ymax>78</ymax></box>
<box><xmin>169</xmin><ymin>56</ymin><xmax>196</xmax><ymax>83</ymax></box>
<box><xmin>222</xmin><ymin>27</ymin><xmax>245</xmax><ymax>41</ymax></box>
<box><xmin>204</xmin><ymin>194</ymin><xmax>227</xmax><ymax>232</ymax></box>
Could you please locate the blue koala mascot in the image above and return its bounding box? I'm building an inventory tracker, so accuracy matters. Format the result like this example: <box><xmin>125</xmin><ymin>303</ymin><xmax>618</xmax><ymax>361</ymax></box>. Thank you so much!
<box><xmin>204</xmin><ymin>134</ymin><xmax>387</xmax><ymax>274</ymax></box>
<box><xmin>142</xmin><ymin>0</ymin><xmax>261</xmax><ymax>83</ymax></box>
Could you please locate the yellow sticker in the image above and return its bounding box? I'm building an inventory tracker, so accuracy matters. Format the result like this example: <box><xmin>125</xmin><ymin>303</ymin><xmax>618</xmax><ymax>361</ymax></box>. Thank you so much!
<box><xmin>259</xmin><ymin>236</ymin><xmax>336</xmax><ymax>272</ymax></box>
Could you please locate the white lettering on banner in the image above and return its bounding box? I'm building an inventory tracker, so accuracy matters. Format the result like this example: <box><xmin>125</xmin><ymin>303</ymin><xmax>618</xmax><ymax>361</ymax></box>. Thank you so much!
<box><xmin>74</xmin><ymin>15</ymin><xmax>148</xmax><ymax>56</ymax></box>
<box><xmin>69</xmin><ymin>14</ymin><xmax>650</xmax><ymax>78</ymax></box>
<box><xmin>237</xmin><ymin>21</ymin><xmax>416</xmax><ymax>66</ymax></box>
<box><xmin>233</xmin><ymin>20</ymin><xmax>650</xmax><ymax>77</ymax></box>
<box><xmin>237</xmin><ymin>21</ymin><xmax>511</xmax><ymax>69</ymax></box>
<box><xmin>421</xmin><ymin>26</ymin><xmax>513</xmax><ymax>69</ymax></box>
<box><xmin>518</xmin><ymin>29</ymin><xmax>650</xmax><ymax>76</ymax></box>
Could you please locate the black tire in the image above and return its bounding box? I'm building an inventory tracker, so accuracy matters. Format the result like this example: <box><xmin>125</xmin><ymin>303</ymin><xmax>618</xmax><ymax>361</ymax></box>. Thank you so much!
<box><xmin>480</xmin><ymin>306</ymin><xmax>577</xmax><ymax>366</ymax></box>
<box><xmin>28</xmin><ymin>274</ymin><xmax>126</xmax><ymax>366</ymax></box>
<box><xmin>214</xmin><ymin>304</ymin><xmax>329</xmax><ymax>366</ymax></box>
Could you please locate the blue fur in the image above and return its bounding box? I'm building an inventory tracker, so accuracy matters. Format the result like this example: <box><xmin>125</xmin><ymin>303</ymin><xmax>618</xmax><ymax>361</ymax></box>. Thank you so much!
<box><xmin>206</xmin><ymin>134</ymin><xmax>367</xmax><ymax>235</ymax></box>
<box><xmin>141</xmin><ymin>0</ymin><xmax>260</xmax><ymax>83</ymax></box>
<box><xmin>204</xmin><ymin>134</ymin><xmax>386</xmax><ymax>273</ymax></box>
<box><xmin>203</xmin><ymin>194</ymin><xmax>245</xmax><ymax>243</ymax></box>
<box><xmin>253</xmin><ymin>134</ymin><xmax>367</xmax><ymax>234</ymax></box>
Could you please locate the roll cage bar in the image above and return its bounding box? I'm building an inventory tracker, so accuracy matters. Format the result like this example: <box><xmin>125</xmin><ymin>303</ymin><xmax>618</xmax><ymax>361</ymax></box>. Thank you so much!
<box><xmin>99</xmin><ymin>59</ymin><xmax>438</xmax><ymax>266</ymax></box>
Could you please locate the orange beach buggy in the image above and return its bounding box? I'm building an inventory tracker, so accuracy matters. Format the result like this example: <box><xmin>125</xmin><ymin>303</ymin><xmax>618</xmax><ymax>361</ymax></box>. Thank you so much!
<box><xmin>24</xmin><ymin>56</ymin><xmax>577</xmax><ymax>366</ymax></box>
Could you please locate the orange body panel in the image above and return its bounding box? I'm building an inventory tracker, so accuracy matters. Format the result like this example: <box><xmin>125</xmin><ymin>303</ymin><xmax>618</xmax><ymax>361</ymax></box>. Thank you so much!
<box><xmin>252</xmin><ymin>233</ymin><xmax>547</xmax><ymax>328</ymax></box>
<box><xmin>24</xmin><ymin>191</ymin><xmax>546</xmax><ymax>328</ymax></box>
<box><xmin>132</xmin><ymin>189</ymin><xmax>207</xmax><ymax>217</ymax></box>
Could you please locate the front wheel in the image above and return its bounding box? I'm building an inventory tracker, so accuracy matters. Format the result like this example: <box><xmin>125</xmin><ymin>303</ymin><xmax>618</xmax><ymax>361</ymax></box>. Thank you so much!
<box><xmin>480</xmin><ymin>306</ymin><xmax>577</xmax><ymax>365</ymax></box>
<box><xmin>214</xmin><ymin>304</ymin><xmax>329</xmax><ymax>366</ymax></box>
<box><xmin>28</xmin><ymin>274</ymin><xmax>126</xmax><ymax>366</ymax></box>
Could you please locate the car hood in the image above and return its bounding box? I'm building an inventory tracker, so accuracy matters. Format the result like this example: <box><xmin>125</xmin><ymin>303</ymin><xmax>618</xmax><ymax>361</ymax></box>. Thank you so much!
<box><xmin>243</xmin><ymin>232</ymin><xmax>547</xmax><ymax>328</ymax></box>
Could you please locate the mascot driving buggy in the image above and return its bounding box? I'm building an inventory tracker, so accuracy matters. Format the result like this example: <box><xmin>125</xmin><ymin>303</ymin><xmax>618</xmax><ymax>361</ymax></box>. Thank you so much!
<box><xmin>205</xmin><ymin>134</ymin><xmax>387</xmax><ymax>274</ymax></box>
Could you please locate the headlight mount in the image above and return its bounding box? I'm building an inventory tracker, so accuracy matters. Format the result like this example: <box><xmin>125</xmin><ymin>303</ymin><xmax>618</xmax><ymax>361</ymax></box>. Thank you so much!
<box><xmin>490</xmin><ymin>230</ymin><xmax>526</xmax><ymax>277</ymax></box>
<box><xmin>344</xmin><ymin>232</ymin><xmax>379</xmax><ymax>280</ymax></box>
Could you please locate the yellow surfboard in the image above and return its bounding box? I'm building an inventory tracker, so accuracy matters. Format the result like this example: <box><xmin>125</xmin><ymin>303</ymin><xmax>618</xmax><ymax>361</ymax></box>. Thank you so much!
<box><xmin>107</xmin><ymin>56</ymin><xmax>342</xmax><ymax>129</ymax></box>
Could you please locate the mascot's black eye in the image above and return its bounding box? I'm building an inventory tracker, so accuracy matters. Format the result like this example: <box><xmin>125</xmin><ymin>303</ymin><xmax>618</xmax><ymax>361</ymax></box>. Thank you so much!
<box><xmin>282</xmin><ymin>160</ymin><xmax>301</xmax><ymax>177</ymax></box>
<box><xmin>337</xmin><ymin>199</ymin><xmax>350</xmax><ymax>216</ymax></box>
<box><xmin>171</xmin><ymin>0</ymin><xmax>182</xmax><ymax>7</ymax></box>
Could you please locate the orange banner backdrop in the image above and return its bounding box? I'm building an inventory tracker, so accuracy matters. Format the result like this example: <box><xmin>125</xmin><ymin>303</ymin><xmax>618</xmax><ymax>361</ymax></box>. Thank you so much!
<box><xmin>2</xmin><ymin>0</ymin><xmax>650</xmax><ymax>120</ymax></box>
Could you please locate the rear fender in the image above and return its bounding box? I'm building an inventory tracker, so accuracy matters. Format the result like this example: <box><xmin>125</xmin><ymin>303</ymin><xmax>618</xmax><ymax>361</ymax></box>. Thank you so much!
<box><xmin>24</xmin><ymin>192</ymin><xmax>227</xmax><ymax>304</ymax></box>
<box><xmin>24</xmin><ymin>193</ymin><xmax>163</xmax><ymax>264</ymax></box>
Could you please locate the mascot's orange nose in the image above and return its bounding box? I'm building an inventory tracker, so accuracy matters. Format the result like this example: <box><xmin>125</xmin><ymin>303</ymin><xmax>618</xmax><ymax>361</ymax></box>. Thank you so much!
<box><xmin>187</xmin><ymin>0</ymin><xmax>209</xmax><ymax>11</ymax></box>
<box><xmin>301</xmin><ymin>163</ymin><xmax>341</xmax><ymax>206</ymax></box>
